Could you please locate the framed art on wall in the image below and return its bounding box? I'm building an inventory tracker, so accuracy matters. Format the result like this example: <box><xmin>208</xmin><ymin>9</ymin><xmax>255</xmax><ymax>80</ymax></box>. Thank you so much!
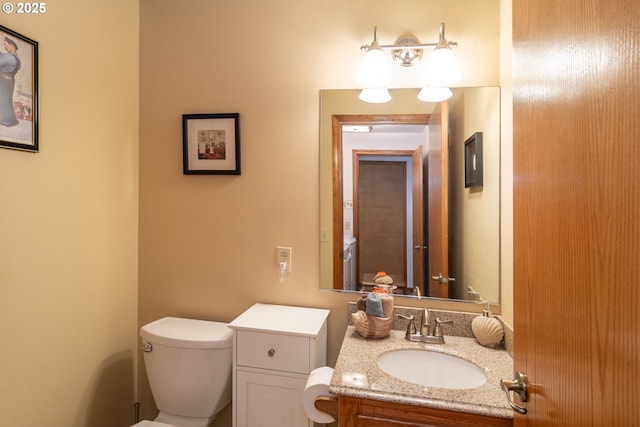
<box><xmin>182</xmin><ymin>113</ymin><xmax>241</xmax><ymax>175</ymax></box>
<box><xmin>464</xmin><ymin>132</ymin><xmax>483</xmax><ymax>188</ymax></box>
<box><xmin>0</xmin><ymin>25</ymin><xmax>38</xmax><ymax>152</ymax></box>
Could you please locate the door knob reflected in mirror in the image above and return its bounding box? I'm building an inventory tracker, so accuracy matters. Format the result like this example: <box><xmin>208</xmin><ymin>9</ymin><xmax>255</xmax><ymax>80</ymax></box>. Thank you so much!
<box><xmin>430</xmin><ymin>273</ymin><xmax>456</xmax><ymax>284</ymax></box>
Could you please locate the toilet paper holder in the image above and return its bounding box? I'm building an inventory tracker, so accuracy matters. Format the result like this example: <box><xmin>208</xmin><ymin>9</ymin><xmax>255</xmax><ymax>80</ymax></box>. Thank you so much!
<box><xmin>314</xmin><ymin>396</ymin><xmax>338</xmax><ymax>422</ymax></box>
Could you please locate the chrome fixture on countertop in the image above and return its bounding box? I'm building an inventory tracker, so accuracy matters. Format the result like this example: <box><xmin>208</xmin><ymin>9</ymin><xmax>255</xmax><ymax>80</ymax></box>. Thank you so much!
<box><xmin>396</xmin><ymin>309</ymin><xmax>454</xmax><ymax>344</ymax></box>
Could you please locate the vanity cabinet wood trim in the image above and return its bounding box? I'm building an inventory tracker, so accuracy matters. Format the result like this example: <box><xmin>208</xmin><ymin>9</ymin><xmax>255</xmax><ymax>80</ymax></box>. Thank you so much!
<box><xmin>338</xmin><ymin>396</ymin><xmax>513</xmax><ymax>427</ymax></box>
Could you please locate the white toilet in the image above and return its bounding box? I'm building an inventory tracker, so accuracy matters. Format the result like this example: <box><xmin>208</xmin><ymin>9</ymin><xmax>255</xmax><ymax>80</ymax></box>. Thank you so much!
<box><xmin>135</xmin><ymin>317</ymin><xmax>233</xmax><ymax>427</ymax></box>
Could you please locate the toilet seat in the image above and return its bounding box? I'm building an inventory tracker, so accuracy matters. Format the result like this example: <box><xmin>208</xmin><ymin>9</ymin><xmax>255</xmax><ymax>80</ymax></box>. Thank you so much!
<box><xmin>131</xmin><ymin>421</ymin><xmax>182</xmax><ymax>427</ymax></box>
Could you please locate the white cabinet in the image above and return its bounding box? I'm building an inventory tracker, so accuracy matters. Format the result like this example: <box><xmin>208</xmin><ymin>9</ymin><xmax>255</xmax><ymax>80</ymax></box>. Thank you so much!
<box><xmin>229</xmin><ymin>303</ymin><xmax>330</xmax><ymax>427</ymax></box>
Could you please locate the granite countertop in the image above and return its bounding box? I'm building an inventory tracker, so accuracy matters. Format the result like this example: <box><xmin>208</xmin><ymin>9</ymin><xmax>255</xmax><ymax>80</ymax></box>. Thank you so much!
<box><xmin>329</xmin><ymin>326</ymin><xmax>514</xmax><ymax>419</ymax></box>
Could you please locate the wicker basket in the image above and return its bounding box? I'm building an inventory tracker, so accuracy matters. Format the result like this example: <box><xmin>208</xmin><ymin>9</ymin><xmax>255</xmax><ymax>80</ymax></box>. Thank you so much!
<box><xmin>352</xmin><ymin>310</ymin><xmax>393</xmax><ymax>339</ymax></box>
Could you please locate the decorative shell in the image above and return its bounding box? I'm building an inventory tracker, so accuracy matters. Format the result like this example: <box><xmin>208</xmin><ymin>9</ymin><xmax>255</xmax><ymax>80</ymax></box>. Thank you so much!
<box><xmin>471</xmin><ymin>315</ymin><xmax>504</xmax><ymax>348</ymax></box>
<box><xmin>374</xmin><ymin>274</ymin><xmax>394</xmax><ymax>285</ymax></box>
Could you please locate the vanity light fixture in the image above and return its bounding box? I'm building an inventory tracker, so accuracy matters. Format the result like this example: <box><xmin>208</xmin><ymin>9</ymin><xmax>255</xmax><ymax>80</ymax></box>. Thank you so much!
<box><xmin>417</xmin><ymin>86</ymin><xmax>453</xmax><ymax>102</ymax></box>
<box><xmin>357</xmin><ymin>22</ymin><xmax>462</xmax><ymax>103</ymax></box>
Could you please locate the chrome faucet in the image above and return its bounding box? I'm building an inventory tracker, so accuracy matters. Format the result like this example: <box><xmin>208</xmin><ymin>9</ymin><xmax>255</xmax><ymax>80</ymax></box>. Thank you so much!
<box><xmin>396</xmin><ymin>313</ymin><xmax>417</xmax><ymax>338</ymax></box>
<box><xmin>413</xmin><ymin>286</ymin><xmax>422</xmax><ymax>299</ymax></box>
<box><xmin>432</xmin><ymin>318</ymin><xmax>454</xmax><ymax>342</ymax></box>
<box><xmin>396</xmin><ymin>309</ymin><xmax>453</xmax><ymax>344</ymax></box>
<box><xmin>420</xmin><ymin>307</ymin><xmax>431</xmax><ymax>336</ymax></box>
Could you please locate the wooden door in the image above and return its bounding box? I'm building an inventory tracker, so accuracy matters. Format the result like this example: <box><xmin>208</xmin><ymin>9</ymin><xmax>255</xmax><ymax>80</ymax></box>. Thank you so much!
<box><xmin>512</xmin><ymin>0</ymin><xmax>640</xmax><ymax>425</ymax></box>
<box><xmin>427</xmin><ymin>101</ymin><xmax>450</xmax><ymax>298</ymax></box>
<box><xmin>355</xmin><ymin>160</ymin><xmax>407</xmax><ymax>283</ymax></box>
<box><xmin>411</xmin><ymin>146</ymin><xmax>425</xmax><ymax>293</ymax></box>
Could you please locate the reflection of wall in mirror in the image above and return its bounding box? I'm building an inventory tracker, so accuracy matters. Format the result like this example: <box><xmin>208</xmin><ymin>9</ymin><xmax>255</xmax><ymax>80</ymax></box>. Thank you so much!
<box><xmin>448</xmin><ymin>87</ymin><xmax>501</xmax><ymax>302</ymax></box>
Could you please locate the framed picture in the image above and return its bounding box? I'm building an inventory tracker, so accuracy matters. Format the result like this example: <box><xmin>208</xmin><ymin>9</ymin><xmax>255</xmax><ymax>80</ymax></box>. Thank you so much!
<box><xmin>464</xmin><ymin>132</ymin><xmax>483</xmax><ymax>188</ymax></box>
<box><xmin>0</xmin><ymin>25</ymin><xmax>38</xmax><ymax>152</ymax></box>
<box><xmin>182</xmin><ymin>113</ymin><xmax>241</xmax><ymax>175</ymax></box>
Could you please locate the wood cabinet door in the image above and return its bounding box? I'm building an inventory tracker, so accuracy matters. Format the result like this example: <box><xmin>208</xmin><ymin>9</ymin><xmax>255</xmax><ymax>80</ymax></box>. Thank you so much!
<box><xmin>339</xmin><ymin>396</ymin><xmax>512</xmax><ymax>427</ymax></box>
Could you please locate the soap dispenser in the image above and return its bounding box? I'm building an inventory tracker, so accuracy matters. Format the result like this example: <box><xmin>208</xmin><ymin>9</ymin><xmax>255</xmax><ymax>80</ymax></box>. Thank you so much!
<box><xmin>471</xmin><ymin>302</ymin><xmax>504</xmax><ymax>348</ymax></box>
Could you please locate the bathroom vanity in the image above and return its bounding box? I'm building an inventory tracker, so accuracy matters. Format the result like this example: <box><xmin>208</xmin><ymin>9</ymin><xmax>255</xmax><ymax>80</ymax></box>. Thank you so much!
<box><xmin>338</xmin><ymin>395</ymin><xmax>511</xmax><ymax>427</ymax></box>
<box><xmin>330</xmin><ymin>323</ymin><xmax>514</xmax><ymax>427</ymax></box>
<box><xmin>229</xmin><ymin>303</ymin><xmax>330</xmax><ymax>427</ymax></box>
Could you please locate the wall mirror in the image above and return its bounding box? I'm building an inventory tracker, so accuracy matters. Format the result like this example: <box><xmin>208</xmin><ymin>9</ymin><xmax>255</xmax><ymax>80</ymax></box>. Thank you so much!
<box><xmin>320</xmin><ymin>87</ymin><xmax>500</xmax><ymax>304</ymax></box>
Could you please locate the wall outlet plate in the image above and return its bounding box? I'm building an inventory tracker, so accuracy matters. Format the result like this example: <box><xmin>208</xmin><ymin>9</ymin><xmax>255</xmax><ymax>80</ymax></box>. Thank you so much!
<box><xmin>277</xmin><ymin>246</ymin><xmax>292</xmax><ymax>272</ymax></box>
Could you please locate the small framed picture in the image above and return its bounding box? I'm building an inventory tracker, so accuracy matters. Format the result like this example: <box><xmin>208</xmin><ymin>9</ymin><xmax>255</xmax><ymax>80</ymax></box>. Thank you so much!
<box><xmin>0</xmin><ymin>25</ymin><xmax>38</xmax><ymax>152</ymax></box>
<box><xmin>182</xmin><ymin>113</ymin><xmax>241</xmax><ymax>175</ymax></box>
<box><xmin>464</xmin><ymin>132</ymin><xmax>483</xmax><ymax>188</ymax></box>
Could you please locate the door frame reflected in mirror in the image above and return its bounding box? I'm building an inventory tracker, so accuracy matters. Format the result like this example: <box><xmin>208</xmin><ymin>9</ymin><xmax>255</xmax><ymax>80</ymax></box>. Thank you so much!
<box><xmin>331</xmin><ymin>114</ymin><xmax>430</xmax><ymax>293</ymax></box>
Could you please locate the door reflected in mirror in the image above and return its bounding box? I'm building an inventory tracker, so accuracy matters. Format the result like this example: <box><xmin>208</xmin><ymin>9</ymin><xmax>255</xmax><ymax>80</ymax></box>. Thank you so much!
<box><xmin>320</xmin><ymin>88</ymin><xmax>501</xmax><ymax>304</ymax></box>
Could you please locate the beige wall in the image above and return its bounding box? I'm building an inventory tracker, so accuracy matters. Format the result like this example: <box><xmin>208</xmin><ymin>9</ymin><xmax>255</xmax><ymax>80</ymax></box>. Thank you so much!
<box><xmin>0</xmin><ymin>1</ymin><xmax>139</xmax><ymax>427</ymax></box>
<box><xmin>139</xmin><ymin>0</ymin><xmax>504</xmax><ymax>424</ymax></box>
<box><xmin>499</xmin><ymin>0</ymin><xmax>514</xmax><ymax>325</ymax></box>
<box><xmin>449</xmin><ymin>87</ymin><xmax>501</xmax><ymax>302</ymax></box>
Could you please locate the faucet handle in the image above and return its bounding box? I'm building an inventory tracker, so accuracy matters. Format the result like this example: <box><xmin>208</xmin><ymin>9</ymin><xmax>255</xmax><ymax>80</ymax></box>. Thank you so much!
<box><xmin>396</xmin><ymin>314</ymin><xmax>417</xmax><ymax>336</ymax></box>
<box><xmin>434</xmin><ymin>318</ymin><xmax>454</xmax><ymax>337</ymax></box>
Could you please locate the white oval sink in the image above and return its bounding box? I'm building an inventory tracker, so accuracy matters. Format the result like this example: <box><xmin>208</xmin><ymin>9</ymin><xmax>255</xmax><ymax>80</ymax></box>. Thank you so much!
<box><xmin>377</xmin><ymin>349</ymin><xmax>487</xmax><ymax>389</ymax></box>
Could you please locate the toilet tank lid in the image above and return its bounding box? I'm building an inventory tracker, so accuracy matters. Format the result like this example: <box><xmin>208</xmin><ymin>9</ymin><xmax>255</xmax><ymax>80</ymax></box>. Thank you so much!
<box><xmin>140</xmin><ymin>317</ymin><xmax>232</xmax><ymax>349</ymax></box>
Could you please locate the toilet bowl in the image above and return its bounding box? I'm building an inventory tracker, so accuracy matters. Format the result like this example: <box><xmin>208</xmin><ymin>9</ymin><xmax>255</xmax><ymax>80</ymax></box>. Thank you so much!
<box><xmin>137</xmin><ymin>317</ymin><xmax>233</xmax><ymax>427</ymax></box>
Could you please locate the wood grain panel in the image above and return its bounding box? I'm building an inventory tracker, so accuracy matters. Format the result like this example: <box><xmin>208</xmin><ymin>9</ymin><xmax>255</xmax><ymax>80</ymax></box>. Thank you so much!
<box><xmin>356</xmin><ymin>160</ymin><xmax>406</xmax><ymax>281</ymax></box>
<box><xmin>339</xmin><ymin>396</ymin><xmax>512</xmax><ymax>427</ymax></box>
<box><xmin>513</xmin><ymin>0</ymin><xmax>640</xmax><ymax>425</ymax></box>
<box><xmin>427</xmin><ymin>102</ymin><xmax>450</xmax><ymax>298</ymax></box>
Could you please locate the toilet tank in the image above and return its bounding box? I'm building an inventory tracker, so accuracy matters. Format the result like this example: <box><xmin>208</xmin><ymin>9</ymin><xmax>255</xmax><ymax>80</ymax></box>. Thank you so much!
<box><xmin>140</xmin><ymin>317</ymin><xmax>233</xmax><ymax>418</ymax></box>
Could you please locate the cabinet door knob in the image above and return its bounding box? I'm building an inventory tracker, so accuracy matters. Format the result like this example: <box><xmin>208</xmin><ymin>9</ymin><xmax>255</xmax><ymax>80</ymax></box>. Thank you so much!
<box><xmin>268</xmin><ymin>348</ymin><xmax>275</xmax><ymax>357</ymax></box>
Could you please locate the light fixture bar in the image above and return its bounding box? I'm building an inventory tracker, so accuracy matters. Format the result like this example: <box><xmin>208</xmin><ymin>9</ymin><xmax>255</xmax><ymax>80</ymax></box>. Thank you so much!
<box><xmin>360</xmin><ymin>23</ymin><xmax>457</xmax><ymax>53</ymax></box>
<box><xmin>379</xmin><ymin>40</ymin><xmax>458</xmax><ymax>50</ymax></box>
